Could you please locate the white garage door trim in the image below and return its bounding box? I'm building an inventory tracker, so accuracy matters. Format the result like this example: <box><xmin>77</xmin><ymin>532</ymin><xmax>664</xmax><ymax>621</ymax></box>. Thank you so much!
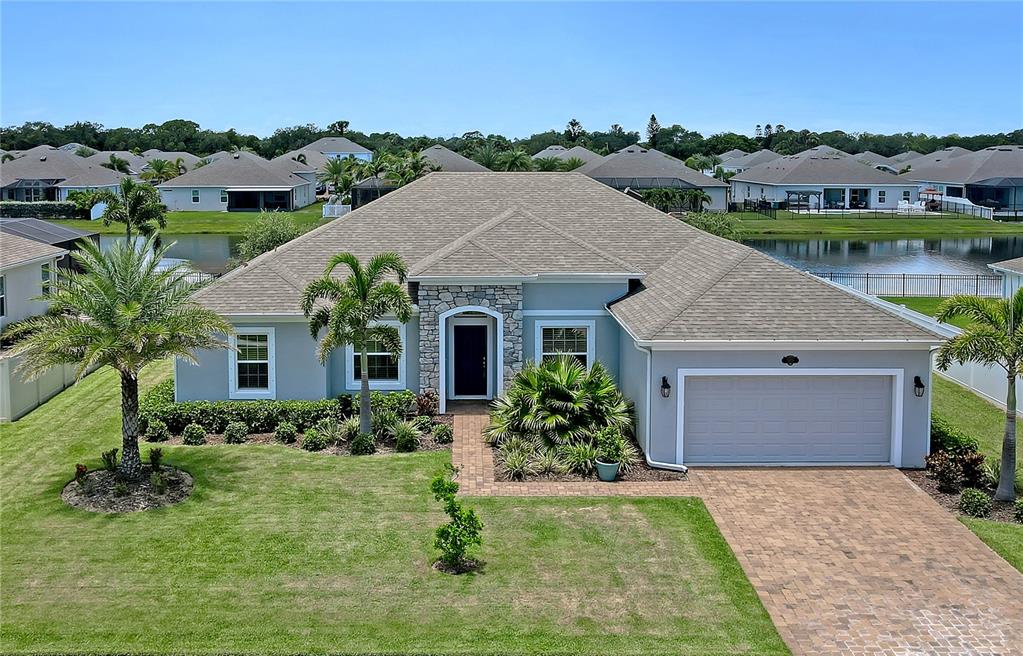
<box><xmin>676</xmin><ymin>368</ymin><xmax>904</xmax><ymax>467</ymax></box>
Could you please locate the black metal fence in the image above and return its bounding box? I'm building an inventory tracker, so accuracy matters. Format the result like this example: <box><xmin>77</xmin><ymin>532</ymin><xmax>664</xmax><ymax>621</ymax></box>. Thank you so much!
<box><xmin>812</xmin><ymin>272</ymin><xmax>1002</xmax><ymax>297</ymax></box>
<box><xmin>737</xmin><ymin>199</ymin><xmax>777</xmax><ymax>219</ymax></box>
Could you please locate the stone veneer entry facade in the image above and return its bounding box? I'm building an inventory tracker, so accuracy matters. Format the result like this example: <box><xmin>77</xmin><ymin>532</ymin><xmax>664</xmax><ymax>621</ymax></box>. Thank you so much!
<box><xmin>417</xmin><ymin>284</ymin><xmax>524</xmax><ymax>395</ymax></box>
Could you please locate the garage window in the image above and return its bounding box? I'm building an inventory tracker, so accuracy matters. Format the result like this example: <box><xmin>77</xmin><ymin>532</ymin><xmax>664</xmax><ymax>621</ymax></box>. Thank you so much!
<box><xmin>535</xmin><ymin>320</ymin><xmax>594</xmax><ymax>368</ymax></box>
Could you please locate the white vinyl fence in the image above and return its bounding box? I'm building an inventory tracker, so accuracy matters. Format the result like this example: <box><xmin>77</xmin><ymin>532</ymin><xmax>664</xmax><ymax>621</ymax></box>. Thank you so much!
<box><xmin>0</xmin><ymin>353</ymin><xmax>95</xmax><ymax>422</ymax></box>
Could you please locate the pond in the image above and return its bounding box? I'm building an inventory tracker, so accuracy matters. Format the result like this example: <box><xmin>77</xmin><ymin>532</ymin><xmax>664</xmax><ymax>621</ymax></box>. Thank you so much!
<box><xmin>744</xmin><ymin>236</ymin><xmax>1023</xmax><ymax>275</ymax></box>
<box><xmin>100</xmin><ymin>234</ymin><xmax>241</xmax><ymax>274</ymax></box>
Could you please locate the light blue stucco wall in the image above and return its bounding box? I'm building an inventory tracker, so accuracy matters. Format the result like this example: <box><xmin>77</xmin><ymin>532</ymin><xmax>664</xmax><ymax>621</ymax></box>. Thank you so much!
<box><xmin>326</xmin><ymin>315</ymin><xmax>421</xmax><ymax>396</ymax></box>
<box><xmin>521</xmin><ymin>282</ymin><xmax>628</xmax><ymax>310</ymax></box>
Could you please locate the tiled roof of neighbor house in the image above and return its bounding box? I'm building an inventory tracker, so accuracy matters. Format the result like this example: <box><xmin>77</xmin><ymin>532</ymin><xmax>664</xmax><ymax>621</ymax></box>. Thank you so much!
<box><xmin>142</xmin><ymin>150</ymin><xmax>201</xmax><ymax>168</ymax></box>
<box><xmin>532</xmin><ymin>145</ymin><xmax>604</xmax><ymax>165</ymax></box>
<box><xmin>856</xmin><ymin>151</ymin><xmax>898</xmax><ymax>168</ymax></box>
<box><xmin>899</xmin><ymin>147</ymin><xmax>973</xmax><ymax>171</ymax></box>
<box><xmin>732</xmin><ymin>146</ymin><xmax>912</xmax><ymax>185</ymax></box>
<box><xmin>301</xmin><ymin>137</ymin><xmax>372</xmax><ymax>154</ymax></box>
<box><xmin>82</xmin><ymin>151</ymin><xmax>150</xmax><ymax>175</ymax></box>
<box><xmin>577</xmin><ymin>145</ymin><xmax>728</xmax><ymax>187</ymax></box>
<box><xmin>0</xmin><ymin>232</ymin><xmax>67</xmax><ymax>270</ymax></box>
<box><xmin>717</xmin><ymin>148</ymin><xmax>747</xmax><ymax>161</ymax></box>
<box><xmin>0</xmin><ymin>148</ymin><xmax>123</xmax><ymax>188</ymax></box>
<box><xmin>422</xmin><ymin>144</ymin><xmax>490</xmax><ymax>172</ymax></box>
<box><xmin>990</xmin><ymin>257</ymin><xmax>1023</xmax><ymax>275</ymax></box>
<box><xmin>156</xmin><ymin>151</ymin><xmax>311</xmax><ymax>189</ymax></box>
<box><xmin>903</xmin><ymin>145</ymin><xmax>1023</xmax><ymax>185</ymax></box>
<box><xmin>192</xmin><ymin>172</ymin><xmax>940</xmax><ymax>344</ymax></box>
<box><xmin>57</xmin><ymin>143</ymin><xmax>86</xmax><ymax>152</ymax></box>
<box><xmin>891</xmin><ymin>150</ymin><xmax>924</xmax><ymax>163</ymax></box>
<box><xmin>0</xmin><ymin>217</ymin><xmax>97</xmax><ymax>245</ymax></box>
<box><xmin>56</xmin><ymin>166</ymin><xmax>125</xmax><ymax>188</ymax></box>
<box><xmin>273</xmin><ymin>148</ymin><xmax>329</xmax><ymax>172</ymax></box>
<box><xmin>725</xmin><ymin>149</ymin><xmax>781</xmax><ymax>168</ymax></box>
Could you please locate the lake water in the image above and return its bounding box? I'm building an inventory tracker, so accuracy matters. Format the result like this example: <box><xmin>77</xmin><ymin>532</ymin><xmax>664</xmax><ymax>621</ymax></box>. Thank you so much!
<box><xmin>745</xmin><ymin>236</ymin><xmax>1023</xmax><ymax>275</ymax></box>
<box><xmin>100</xmin><ymin>234</ymin><xmax>241</xmax><ymax>273</ymax></box>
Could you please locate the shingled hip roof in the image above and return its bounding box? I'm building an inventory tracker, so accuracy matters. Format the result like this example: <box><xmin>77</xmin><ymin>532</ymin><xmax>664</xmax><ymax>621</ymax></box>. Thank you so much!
<box><xmin>191</xmin><ymin>172</ymin><xmax>941</xmax><ymax>344</ymax></box>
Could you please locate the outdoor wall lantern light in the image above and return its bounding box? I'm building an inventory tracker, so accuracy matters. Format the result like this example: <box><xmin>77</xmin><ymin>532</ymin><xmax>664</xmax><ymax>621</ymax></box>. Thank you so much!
<box><xmin>660</xmin><ymin>376</ymin><xmax>672</xmax><ymax>398</ymax></box>
<box><xmin>914</xmin><ymin>376</ymin><xmax>926</xmax><ymax>398</ymax></box>
<box><xmin>781</xmin><ymin>355</ymin><xmax>799</xmax><ymax>366</ymax></box>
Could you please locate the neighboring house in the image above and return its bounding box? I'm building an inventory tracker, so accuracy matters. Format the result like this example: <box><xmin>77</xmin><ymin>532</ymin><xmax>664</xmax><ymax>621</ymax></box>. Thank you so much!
<box><xmin>897</xmin><ymin>146</ymin><xmax>973</xmax><ymax>173</ymax></box>
<box><xmin>717</xmin><ymin>148</ymin><xmax>747</xmax><ymax>162</ymax></box>
<box><xmin>902</xmin><ymin>145</ymin><xmax>1023</xmax><ymax>213</ymax></box>
<box><xmin>0</xmin><ymin>218</ymin><xmax>98</xmax><ymax>270</ymax></box>
<box><xmin>531</xmin><ymin>145</ymin><xmax>604</xmax><ymax>166</ymax></box>
<box><xmin>142</xmin><ymin>150</ymin><xmax>202</xmax><ymax>171</ymax></box>
<box><xmin>1</xmin><ymin>147</ymin><xmax>123</xmax><ymax>201</ymax></box>
<box><xmin>719</xmin><ymin>149</ymin><xmax>781</xmax><ymax>174</ymax></box>
<box><xmin>0</xmin><ymin>233</ymin><xmax>66</xmax><ymax>331</ymax></box>
<box><xmin>81</xmin><ymin>150</ymin><xmax>150</xmax><ymax>176</ymax></box>
<box><xmin>278</xmin><ymin>137</ymin><xmax>373</xmax><ymax>168</ymax></box>
<box><xmin>855</xmin><ymin>151</ymin><xmax>900</xmax><ymax>174</ymax></box>
<box><xmin>351</xmin><ymin>144</ymin><xmax>489</xmax><ymax>208</ymax></box>
<box><xmin>177</xmin><ymin>172</ymin><xmax>941</xmax><ymax>468</ymax></box>
<box><xmin>155</xmin><ymin>151</ymin><xmax>316</xmax><ymax>211</ymax></box>
<box><xmin>989</xmin><ymin>256</ymin><xmax>1023</xmax><ymax>298</ymax></box>
<box><xmin>731</xmin><ymin>146</ymin><xmax>919</xmax><ymax>210</ymax></box>
<box><xmin>576</xmin><ymin>145</ymin><xmax>729</xmax><ymax>211</ymax></box>
<box><xmin>891</xmin><ymin>150</ymin><xmax>924</xmax><ymax>164</ymax></box>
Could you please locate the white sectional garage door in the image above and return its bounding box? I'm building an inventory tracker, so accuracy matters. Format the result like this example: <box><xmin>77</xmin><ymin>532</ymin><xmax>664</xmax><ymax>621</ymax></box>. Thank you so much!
<box><xmin>682</xmin><ymin>374</ymin><xmax>894</xmax><ymax>464</ymax></box>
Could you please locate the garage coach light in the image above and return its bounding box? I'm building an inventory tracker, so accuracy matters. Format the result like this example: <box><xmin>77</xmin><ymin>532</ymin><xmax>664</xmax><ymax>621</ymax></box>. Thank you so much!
<box><xmin>913</xmin><ymin>376</ymin><xmax>926</xmax><ymax>398</ymax></box>
<box><xmin>660</xmin><ymin>376</ymin><xmax>672</xmax><ymax>398</ymax></box>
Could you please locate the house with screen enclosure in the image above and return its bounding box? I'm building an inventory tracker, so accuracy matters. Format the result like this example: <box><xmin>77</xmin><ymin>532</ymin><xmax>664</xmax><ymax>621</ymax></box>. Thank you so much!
<box><xmin>156</xmin><ymin>151</ymin><xmax>316</xmax><ymax>211</ymax></box>
<box><xmin>175</xmin><ymin>171</ymin><xmax>943</xmax><ymax>469</ymax></box>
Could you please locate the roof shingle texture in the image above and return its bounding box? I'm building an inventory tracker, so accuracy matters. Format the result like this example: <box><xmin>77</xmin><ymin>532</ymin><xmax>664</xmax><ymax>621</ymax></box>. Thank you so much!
<box><xmin>578</xmin><ymin>146</ymin><xmax>728</xmax><ymax>187</ymax></box>
<box><xmin>193</xmin><ymin>172</ymin><xmax>939</xmax><ymax>343</ymax></box>
<box><xmin>904</xmin><ymin>145</ymin><xmax>1023</xmax><ymax>185</ymax></box>
<box><xmin>157</xmin><ymin>152</ymin><xmax>310</xmax><ymax>188</ymax></box>
<box><xmin>0</xmin><ymin>232</ymin><xmax>67</xmax><ymax>269</ymax></box>
<box><xmin>1</xmin><ymin>148</ymin><xmax>123</xmax><ymax>188</ymax></box>
<box><xmin>732</xmin><ymin>147</ymin><xmax>913</xmax><ymax>186</ymax></box>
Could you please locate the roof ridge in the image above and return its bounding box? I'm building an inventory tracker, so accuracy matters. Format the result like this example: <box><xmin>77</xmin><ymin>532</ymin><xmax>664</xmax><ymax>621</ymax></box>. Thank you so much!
<box><xmin>469</xmin><ymin>238</ymin><xmax>532</xmax><ymax>274</ymax></box>
<box><xmin>409</xmin><ymin>207</ymin><xmax>520</xmax><ymax>275</ymax></box>
<box><xmin>512</xmin><ymin>205</ymin><xmax>641</xmax><ymax>272</ymax></box>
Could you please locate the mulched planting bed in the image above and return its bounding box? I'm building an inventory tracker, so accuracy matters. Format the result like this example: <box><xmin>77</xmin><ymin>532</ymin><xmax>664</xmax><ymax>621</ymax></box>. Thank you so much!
<box><xmin>491</xmin><ymin>446</ymin><xmax>688</xmax><ymax>483</ymax></box>
<box><xmin>62</xmin><ymin>465</ymin><xmax>193</xmax><ymax>513</ymax></box>
<box><xmin>904</xmin><ymin>469</ymin><xmax>1019</xmax><ymax>524</ymax></box>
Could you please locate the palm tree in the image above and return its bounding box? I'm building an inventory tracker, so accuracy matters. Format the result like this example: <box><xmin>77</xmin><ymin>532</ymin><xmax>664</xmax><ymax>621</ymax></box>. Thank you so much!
<box><xmin>101</xmin><ymin>154</ymin><xmax>131</xmax><ymax>173</ymax></box>
<box><xmin>495</xmin><ymin>147</ymin><xmax>533</xmax><ymax>172</ymax></box>
<box><xmin>193</xmin><ymin>157</ymin><xmax>212</xmax><ymax>169</ymax></box>
<box><xmin>173</xmin><ymin>156</ymin><xmax>188</xmax><ymax>174</ymax></box>
<box><xmin>95</xmin><ymin>178</ymin><xmax>167</xmax><ymax>243</ymax></box>
<box><xmin>319</xmin><ymin>157</ymin><xmax>355</xmax><ymax>198</ymax></box>
<box><xmin>10</xmin><ymin>238</ymin><xmax>232</xmax><ymax>479</ymax></box>
<box><xmin>1</xmin><ymin>153</ymin><xmax>15</xmax><ymax>163</ymax></box>
<box><xmin>683</xmin><ymin>189</ymin><xmax>712</xmax><ymax>211</ymax></box>
<box><xmin>936</xmin><ymin>292</ymin><xmax>1022</xmax><ymax>501</ymax></box>
<box><xmin>355</xmin><ymin>153</ymin><xmax>393</xmax><ymax>182</ymax></box>
<box><xmin>560</xmin><ymin>157</ymin><xmax>587</xmax><ymax>171</ymax></box>
<box><xmin>472</xmin><ymin>143</ymin><xmax>500</xmax><ymax>169</ymax></box>
<box><xmin>533</xmin><ymin>156</ymin><xmax>562</xmax><ymax>172</ymax></box>
<box><xmin>301</xmin><ymin>252</ymin><xmax>413</xmax><ymax>434</ymax></box>
<box><xmin>140</xmin><ymin>158</ymin><xmax>178</xmax><ymax>184</ymax></box>
<box><xmin>386</xmin><ymin>151</ymin><xmax>436</xmax><ymax>186</ymax></box>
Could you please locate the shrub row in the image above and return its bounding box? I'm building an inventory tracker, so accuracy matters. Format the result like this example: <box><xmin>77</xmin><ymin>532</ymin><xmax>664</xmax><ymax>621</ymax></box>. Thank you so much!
<box><xmin>930</xmin><ymin>414</ymin><xmax>980</xmax><ymax>456</ymax></box>
<box><xmin>0</xmin><ymin>200</ymin><xmax>83</xmax><ymax>219</ymax></box>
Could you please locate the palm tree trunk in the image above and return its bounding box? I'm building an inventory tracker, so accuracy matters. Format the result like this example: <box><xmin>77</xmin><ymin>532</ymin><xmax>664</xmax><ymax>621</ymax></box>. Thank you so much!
<box><xmin>119</xmin><ymin>371</ymin><xmax>143</xmax><ymax>480</ymax></box>
<box><xmin>996</xmin><ymin>374</ymin><xmax>1017</xmax><ymax>501</ymax></box>
<box><xmin>359</xmin><ymin>329</ymin><xmax>372</xmax><ymax>435</ymax></box>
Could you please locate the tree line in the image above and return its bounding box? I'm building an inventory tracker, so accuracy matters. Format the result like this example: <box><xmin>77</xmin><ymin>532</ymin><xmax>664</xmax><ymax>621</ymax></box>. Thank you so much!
<box><xmin>2</xmin><ymin>117</ymin><xmax>1020</xmax><ymax>163</ymax></box>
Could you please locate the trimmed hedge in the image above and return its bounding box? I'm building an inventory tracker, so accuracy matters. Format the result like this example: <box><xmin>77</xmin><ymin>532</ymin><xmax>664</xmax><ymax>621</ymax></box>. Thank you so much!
<box><xmin>930</xmin><ymin>414</ymin><xmax>980</xmax><ymax>456</ymax></box>
<box><xmin>0</xmin><ymin>201</ymin><xmax>83</xmax><ymax>219</ymax></box>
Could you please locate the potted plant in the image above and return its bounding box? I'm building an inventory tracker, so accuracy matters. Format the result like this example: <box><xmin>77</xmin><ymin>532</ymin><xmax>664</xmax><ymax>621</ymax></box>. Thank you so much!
<box><xmin>595</xmin><ymin>427</ymin><xmax>625</xmax><ymax>482</ymax></box>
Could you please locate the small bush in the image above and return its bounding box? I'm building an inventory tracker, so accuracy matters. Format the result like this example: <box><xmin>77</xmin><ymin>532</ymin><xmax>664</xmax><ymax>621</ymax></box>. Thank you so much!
<box><xmin>959</xmin><ymin>451</ymin><xmax>986</xmax><ymax>489</ymax></box>
<box><xmin>223</xmin><ymin>421</ymin><xmax>248</xmax><ymax>444</ymax></box>
<box><xmin>392</xmin><ymin>420</ymin><xmax>421</xmax><ymax>453</ymax></box>
<box><xmin>350</xmin><ymin>432</ymin><xmax>376</xmax><ymax>455</ymax></box>
<box><xmin>595</xmin><ymin>426</ymin><xmax>626</xmax><ymax>463</ymax></box>
<box><xmin>412</xmin><ymin>415</ymin><xmax>433</xmax><ymax>432</ymax></box>
<box><xmin>148</xmin><ymin>448</ymin><xmax>164</xmax><ymax>471</ymax></box>
<box><xmin>430</xmin><ymin>465</ymin><xmax>483</xmax><ymax>572</ymax></box>
<box><xmin>983</xmin><ymin>459</ymin><xmax>1023</xmax><ymax>494</ymax></box>
<box><xmin>372</xmin><ymin>409</ymin><xmax>400</xmax><ymax>440</ymax></box>
<box><xmin>274</xmin><ymin>421</ymin><xmax>298</xmax><ymax>444</ymax></box>
<box><xmin>926</xmin><ymin>451</ymin><xmax>962</xmax><ymax>493</ymax></box>
<box><xmin>530</xmin><ymin>448</ymin><xmax>568</xmax><ymax>477</ymax></box>
<box><xmin>1014</xmin><ymin>499</ymin><xmax>1023</xmax><ymax>523</ymax></box>
<box><xmin>74</xmin><ymin>463</ymin><xmax>89</xmax><ymax>486</ymax></box>
<box><xmin>100</xmin><ymin>449</ymin><xmax>118</xmax><ymax>472</ymax></box>
<box><xmin>561</xmin><ymin>442</ymin><xmax>599</xmax><ymax>476</ymax></box>
<box><xmin>415</xmin><ymin>390</ymin><xmax>439</xmax><ymax>417</ymax></box>
<box><xmin>959</xmin><ymin>488</ymin><xmax>992</xmax><ymax>518</ymax></box>
<box><xmin>930</xmin><ymin>415</ymin><xmax>980</xmax><ymax>456</ymax></box>
<box><xmin>182</xmin><ymin>424</ymin><xmax>207</xmax><ymax>446</ymax></box>
<box><xmin>238</xmin><ymin>211</ymin><xmax>300</xmax><ymax>261</ymax></box>
<box><xmin>314</xmin><ymin>418</ymin><xmax>346</xmax><ymax>446</ymax></box>
<box><xmin>150</xmin><ymin>471</ymin><xmax>168</xmax><ymax>495</ymax></box>
<box><xmin>301</xmin><ymin>428</ymin><xmax>328</xmax><ymax>452</ymax></box>
<box><xmin>113</xmin><ymin>481</ymin><xmax>129</xmax><ymax>497</ymax></box>
<box><xmin>432</xmin><ymin>423</ymin><xmax>453</xmax><ymax>444</ymax></box>
<box><xmin>144</xmin><ymin>419</ymin><xmax>170</xmax><ymax>443</ymax></box>
<box><xmin>355</xmin><ymin>390</ymin><xmax>417</xmax><ymax>419</ymax></box>
<box><xmin>498</xmin><ymin>442</ymin><xmax>536</xmax><ymax>480</ymax></box>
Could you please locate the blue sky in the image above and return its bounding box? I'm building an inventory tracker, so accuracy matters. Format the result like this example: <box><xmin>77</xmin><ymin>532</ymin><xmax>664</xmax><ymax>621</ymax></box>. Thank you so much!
<box><xmin>2</xmin><ymin>1</ymin><xmax>1020</xmax><ymax>138</ymax></box>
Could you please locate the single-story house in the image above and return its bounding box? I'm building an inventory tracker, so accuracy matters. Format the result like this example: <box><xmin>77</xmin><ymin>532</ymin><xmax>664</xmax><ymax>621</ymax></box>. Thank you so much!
<box><xmin>286</xmin><ymin>137</ymin><xmax>373</xmax><ymax>164</ymax></box>
<box><xmin>989</xmin><ymin>256</ymin><xmax>1023</xmax><ymax>298</ymax></box>
<box><xmin>531</xmin><ymin>145</ymin><xmax>604</xmax><ymax>166</ymax></box>
<box><xmin>731</xmin><ymin>146</ymin><xmax>920</xmax><ymax>210</ymax></box>
<box><xmin>891</xmin><ymin>150</ymin><xmax>924</xmax><ymax>164</ymax></box>
<box><xmin>178</xmin><ymin>171</ymin><xmax>941</xmax><ymax>468</ymax></box>
<box><xmin>719</xmin><ymin>149</ymin><xmax>781</xmax><ymax>174</ymax></box>
<box><xmin>156</xmin><ymin>151</ymin><xmax>316</xmax><ymax>211</ymax></box>
<box><xmin>576</xmin><ymin>145</ymin><xmax>729</xmax><ymax>211</ymax></box>
<box><xmin>0</xmin><ymin>233</ymin><xmax>66</xmax><ymax>330</ymax></box>
<box><xmin>1</xmin><ymin>147</ymin><xmax>123</xmax><ymax>201</ymax></box>
<box><xmin>0</xmin><ymin>218</ymin><xmax>98</xmax><ymax>270</ymax></box>
<box><xmin>351</xmin><ymin>144</ymin><xmax>489</xmax><ymax>208</ymax></box>
<box><xmin>902</xmin><ymin>145</ymin><xmax>1023</xmax><ymax>213</ymax></box>
<box><xmin>717</xmin><ymin>148</ymin><xmax>747</xmax><ymax>162</ymax></box>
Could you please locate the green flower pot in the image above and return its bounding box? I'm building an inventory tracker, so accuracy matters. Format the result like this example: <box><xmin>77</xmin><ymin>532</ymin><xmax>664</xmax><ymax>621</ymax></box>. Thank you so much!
<box><xmin>595</xmin><ymin>459</ymin><xmax>620</xmax><ymax>482</ymax></box>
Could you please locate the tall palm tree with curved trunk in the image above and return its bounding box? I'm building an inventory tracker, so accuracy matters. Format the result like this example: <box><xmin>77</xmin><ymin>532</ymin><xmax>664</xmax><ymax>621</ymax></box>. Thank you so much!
<box><xmin>95</xmin><ymin>178</ymin><xmax>167</xmax><ymax>244</ymax></box>
<box><xmin>140</xmin><ymin>158</ymin><xmax>178</xmax><ymax>184</ymax></box>
<box><xmin>936</xmin><ymin>291</ymin><xmax>1021</xmax><ymax>501</ymax></box>
<box><xmin>496</xmin><ymin>147</ymin><xmax>533</xmax><ymax>172</ymax></box>
<box><xmin>302</xmin><ymin>252</ymin><xmax>413</xmax><ymax>433</ymax></box>
<box><xmin>173</xmin><ymin>156</ymin><xmax>188</xmax><ymax>174</ymax></box>
<box><xmin>10</xmin><ymin>238</ymin><xmax>232</xmax><ymax>479</ymax></box>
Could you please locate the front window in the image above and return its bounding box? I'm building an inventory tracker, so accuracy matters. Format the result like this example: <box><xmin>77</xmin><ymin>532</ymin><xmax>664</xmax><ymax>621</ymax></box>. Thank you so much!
<box><xmin>229</xmin><ymin>329</ymin><xmax>275</xmax><ymax>399</ymax></box>
<box><xmin>352</xmin><ymin>336</ymin><xmax>399</xmax><ymax>381</ymax></box>
<box><xmin>878</xmin><ymin>190</ymin><xmax>886</xmax><ymax>204</ymax></box>
<box><xmin>903</xmin><ymin>190</ymin><xmax>912</xmax><ymax>202</ymax></box>
<box><xmin>191</xmin><ymin>189</ymin><xmax>200</xmax><ymax>203</ymax></box>
<box><xmin>220</xmin><ymin>190</ymin><xmax>228</xmax><ymax>203</ymax></box>
<box><xmin>536</xmin><ymin>321</ymin><xmax>594</xmax><ymax>368</ymax></box>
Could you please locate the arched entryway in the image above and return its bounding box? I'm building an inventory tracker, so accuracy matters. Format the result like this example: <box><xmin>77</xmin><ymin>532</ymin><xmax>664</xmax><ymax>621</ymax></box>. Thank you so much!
<box><xmin>438</xmin><ymin>305</ymin><xmax>504</xmax><ymax>414</ymax></box>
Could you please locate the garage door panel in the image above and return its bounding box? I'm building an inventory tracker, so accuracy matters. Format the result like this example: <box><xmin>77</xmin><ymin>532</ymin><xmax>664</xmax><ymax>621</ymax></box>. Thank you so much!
<box><xmin>683</xmin><ymin>375</ymin><xmax>893</xmax><ymax>464</ymax></box>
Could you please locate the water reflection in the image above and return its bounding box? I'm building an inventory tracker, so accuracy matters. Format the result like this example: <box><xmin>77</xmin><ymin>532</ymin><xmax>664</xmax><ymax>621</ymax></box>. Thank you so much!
<box><xmin>99</xmin><ymin>234</ymin><xmax>241</xmax><ymax>274</ymax></box>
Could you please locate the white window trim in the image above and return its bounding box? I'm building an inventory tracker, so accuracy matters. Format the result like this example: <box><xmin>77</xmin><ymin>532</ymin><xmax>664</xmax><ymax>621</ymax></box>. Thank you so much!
<box><xmin>878</xmin><ymin>190</ymin><xmax>886</xmax><ymax>203</ymax></box>
<box><xmin>228</xmin><ymin>328</ymin><xmax>276</xmax><ymax>400</ymax></box>
<box><xmin>674</xmin><ymin>368</ymin><xmax>905</xmax><ymax>467</ymax></box>
<box><xmin>220</xmin><ymin>189</ymin><xmax>228</xmax><ymax>203</ymax></box>
<box><xmin>191</xmin><ymin>189</ymin><xmax>200</xmax><ymax>203</ymax></box>
<box><xmin>344</xmin><ymin>321</ymin><xmax>406</xmax><ymax>391</ymax></box>
<box><xmin>448</xmin><ymin>315</ymin><xmax>494</xmax><ymax>400</ymax></box>
<box><xmin>438</xmin><ymin>306</ymin><xmax>504</xmax><ymax>414</ymax></box>
<box><xmin>534</xmin><ymin>320</ymin><xmax>595</xmax><ymax>367</ymax></box>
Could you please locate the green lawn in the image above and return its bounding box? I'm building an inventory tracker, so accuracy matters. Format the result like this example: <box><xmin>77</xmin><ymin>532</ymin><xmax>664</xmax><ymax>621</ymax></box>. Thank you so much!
<box><xmin>879</xmin><ymin>297</ymin><xmax>972</xmax><ymax>329</ymax></box>
<box><xmin>54</xmin><ymin>201</ymin><xmax>327</xmax><ymax>236</ymax></box>
<box><xmin>734</xmin><ymin>213</ymin><xmax>1023</xmax><ymax>239</ymax></box>
<box><xmin>961</xmin><ymin>518</ymin><xmax>1023</xmax><ymax>572</ymax></box>
<box><xmin>0</xmin><ymin>362</ymin><xmax>786</xmax><ymax>655</ymax></box>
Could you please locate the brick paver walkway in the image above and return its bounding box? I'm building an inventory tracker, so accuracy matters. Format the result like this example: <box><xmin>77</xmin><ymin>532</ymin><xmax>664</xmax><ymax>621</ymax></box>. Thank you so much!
<box><xmin>453</xmin><ymin>413</ymin><xmax>1023</xmax><ymax>655</ymax></box>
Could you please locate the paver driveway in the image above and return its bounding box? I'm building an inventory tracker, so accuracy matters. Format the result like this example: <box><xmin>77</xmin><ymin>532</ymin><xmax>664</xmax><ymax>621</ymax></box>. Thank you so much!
<box><xmin>453</xmin><ymin>415</ymin><xmax>1023</xmax><ymax>655</ymax></box>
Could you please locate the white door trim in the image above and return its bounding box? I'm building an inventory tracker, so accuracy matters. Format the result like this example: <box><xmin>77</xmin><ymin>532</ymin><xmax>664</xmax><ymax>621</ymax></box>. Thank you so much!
<box><xmin>438</xmin><ymin>305</ymin><xmax>504</xmax><ymax>414</ymax></box>
<box><xmin>675</xmin><ymin>368</ymin><xmax>904</xmax><ymax>467</ymax></box>
<box><xmin>448</xmin><ymin>316</ymin><xmax>493</xmax><ymax>400</ymax></box>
